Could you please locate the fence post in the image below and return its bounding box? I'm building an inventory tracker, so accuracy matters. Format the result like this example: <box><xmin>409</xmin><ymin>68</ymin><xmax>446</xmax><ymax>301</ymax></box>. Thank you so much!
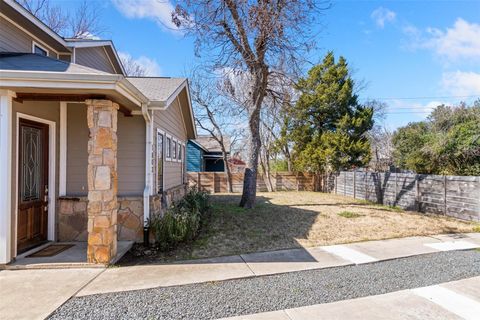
<box><xmin>197</xmin><ymin>172</ymin><xmax>201</xmax><ymax>191</ymax></box>
<box><xmin>344</xmin><ymin>172</ymin><xmax>347</xmax><ymax>196</ymax></box>
<box><xmin>353</xmin><ymin>170</ymin><xmax>356</xmax><ymax>199</ymax></box>
<box><xmin>335</xmin><ymin>174</ymin><xmax>337</xmax><ymax>194</ymax></box>
<box><xmin>365</xmin><ymin>172</ymin><xmax>368</xmax><ymax>201</ymax></box>
<box><xmin>444</xmin><ymin>175</ymin><xmax>447</xmax><ymax>215</ymax></box>
<box><xmin>394</xmin><ymin>171</ymin><xmax>398</xmax><ymax>205</ymax></box>
<box><xmin>415</xmin><ymin>175</ymin><xmax>420</xmax><ymax>211</ymax></box>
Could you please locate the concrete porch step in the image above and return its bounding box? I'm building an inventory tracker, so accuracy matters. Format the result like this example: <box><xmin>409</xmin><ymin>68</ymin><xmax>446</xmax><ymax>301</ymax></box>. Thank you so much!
<box><xmin>3</xmin><ymin>241</ymin><xmax>133</xmax><ymax>270</ymax></box>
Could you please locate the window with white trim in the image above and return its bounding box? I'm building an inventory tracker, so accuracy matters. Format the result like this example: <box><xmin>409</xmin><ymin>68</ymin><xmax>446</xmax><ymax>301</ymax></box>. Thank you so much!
<box><xmin>156</xmin><ymin>130</ymin><xmax>164</xmax><ymax>192</ymax></box>
<box><xmin>32</xmin><ymin>42</ymin><xmax>48</xmax><ymax>56</ymax></box>
<box><xmin>166</xmin><ymin>136</ymin><xmax>171</xmax><ymax>160</ymax></box>
<box><xmin>173</xmin><ymin>140</ymin><xmax>177</xmax><ymax>160</ymax></box>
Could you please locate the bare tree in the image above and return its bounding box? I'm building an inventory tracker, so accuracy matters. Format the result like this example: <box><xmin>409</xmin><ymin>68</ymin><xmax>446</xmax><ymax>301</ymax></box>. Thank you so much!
<box><xmin>120</xmin><ymin>55</ymin><xmax>148</xmax><ymax>77</ymax></box>
<box><xmin>365</xmin><ymin>100</ymin><xmax>394</xmax><ymax>171</ymax></box>
<box><xmin>173</xmin><ymin>1</ymin><xmax>328</xmax><ymax>207</ymax></box>
<box><xmin>19</xmin><ymin>0</ymin><xmax>104</xmax><ymax>39</ymax></box>
<box><xmin>190</xmin><ymin>70</ymin><xmax>245</xmax><ymax>193</ymax></box>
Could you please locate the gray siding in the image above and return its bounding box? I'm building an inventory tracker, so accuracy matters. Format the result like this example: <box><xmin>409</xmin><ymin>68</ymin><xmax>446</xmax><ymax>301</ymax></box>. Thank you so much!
<box><xmin>117</xmin><ymin>115</ymin><xmax>146</xmax><ymax>196</ymax></box>
<box><xmin>153</xmin><ymin>99</ymin><xmax>188</xmax><ymax>190</ymax></box>
<box><xmin>66</xmin><ymin>104</ymin><xmax>145</xmax><ymax>196</ymax></box>
<box><xmin>11</xmin><ymin>100</ymin><xmax>60</xmax><ymax>257</ymax></box>
<box><xmin>0</xmin><ymin>16</ymin><xmax>56</xmax><ymax>57</ymax></box>
<box><xmin>66</xmin><ymin>103</ymin><xmax>88</xmax><ymax>195</ymax></box>
<box><xmin>75</xmin><ymin>47</ymin><xmax>116</xmax><ymax>74</ymax></box>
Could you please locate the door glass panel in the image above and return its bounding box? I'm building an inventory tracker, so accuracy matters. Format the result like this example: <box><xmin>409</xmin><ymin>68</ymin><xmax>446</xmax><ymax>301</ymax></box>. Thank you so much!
<box><xmin>21</xmin><ymin>126</ymin><xmax>42</xmax><ymax>202</ymax></box>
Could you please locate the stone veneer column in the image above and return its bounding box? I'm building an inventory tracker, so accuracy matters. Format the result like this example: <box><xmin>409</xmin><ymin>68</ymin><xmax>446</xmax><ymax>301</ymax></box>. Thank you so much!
<box><xmin>86</xmin><ymin>99</ymin><xmax>119</xmax><ymax>264</ymax></box>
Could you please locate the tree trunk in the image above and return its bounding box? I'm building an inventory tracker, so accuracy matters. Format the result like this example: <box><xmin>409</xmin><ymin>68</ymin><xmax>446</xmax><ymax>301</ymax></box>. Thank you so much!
<box><xmin>222</xmin><ymin>147</ymin><xmax>233</xmax><ymax>193</ymax></box>
<box><xmin>239</xmin><ymin>67</ymin><xmax>268</xmax><ymax>208</ymax></box>
<box><xmin>284</xmin><ymin>146</ymin><xmax>293</xmax><ymax>172</ymax></box>
<box><xmin>240</xmin><ymin>110</ymin><xmax>261</xmax><ymax>208</ymax></box>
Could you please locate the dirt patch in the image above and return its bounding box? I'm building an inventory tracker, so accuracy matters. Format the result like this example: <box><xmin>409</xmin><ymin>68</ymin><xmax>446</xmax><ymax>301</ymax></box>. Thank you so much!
<box><xmin>119</xmin><ymin>192</ymin><xmax>477</xmax><ymax>265</ymax></box>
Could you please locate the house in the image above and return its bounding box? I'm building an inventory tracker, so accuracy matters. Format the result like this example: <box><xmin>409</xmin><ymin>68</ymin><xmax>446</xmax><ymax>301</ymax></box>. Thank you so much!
<box><xmin>0</xmin><ymin>0</ymin><xmax>196</xmax><ymax>266</ymax></box>
<box><xmin>228</xmin><ymin>155</ymin><xmax>246</xmax><ymax>173</ymax></box>
<box><xmin>187</xmin><ymin>135</ymin><xmax>230</xmax><ymax>172</ymax></box>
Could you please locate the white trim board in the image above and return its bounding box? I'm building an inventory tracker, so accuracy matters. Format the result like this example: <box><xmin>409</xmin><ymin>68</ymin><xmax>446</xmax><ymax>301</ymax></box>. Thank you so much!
<box><xmin>0</xmin><ymin>90</ymin><xmax>15</xmax><ymax>264</ymax></box>
<box><xmin>59</xmin><ymin>102</ymin><xmax>67</xmax><ymax>196</ymax></box>
<box><xmin>15</xmin><ymin>113</ymin><xmax>57</xmax><ymax>258</ymax></box>
<box><xmin>32</xmin><ymin>41</ymin><xmax>50</xmax><ymax>56</ymax></box>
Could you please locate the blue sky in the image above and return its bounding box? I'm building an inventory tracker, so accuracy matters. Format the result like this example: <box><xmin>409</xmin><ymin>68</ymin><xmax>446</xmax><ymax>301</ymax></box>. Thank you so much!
<box><xmin>56</xmin><ymin>0</ymin><xmax>480</xmax><ymax>129</ymax></box>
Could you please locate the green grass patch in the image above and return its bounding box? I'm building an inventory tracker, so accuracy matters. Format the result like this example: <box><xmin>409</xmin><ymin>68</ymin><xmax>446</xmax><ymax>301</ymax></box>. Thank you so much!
<box><xmin>338</xmin><ymin>211</ymin><xmax>362</xmax><ymax>218</ymax></box>
<box><xmin>473</xmin><ymin>224</ymin><xmax>480</xmax><ymax>233</ymax></box>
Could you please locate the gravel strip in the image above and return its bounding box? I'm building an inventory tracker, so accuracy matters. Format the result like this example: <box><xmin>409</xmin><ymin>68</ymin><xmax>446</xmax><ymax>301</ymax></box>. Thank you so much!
<box><xmin>49</xmin><ymin>249</ymin><xmax>480</xmax><ymax>320</ymax></box>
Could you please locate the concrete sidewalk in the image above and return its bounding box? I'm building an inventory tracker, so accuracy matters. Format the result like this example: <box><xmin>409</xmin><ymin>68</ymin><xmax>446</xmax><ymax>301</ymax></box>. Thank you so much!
<box><xmin>0</xmin><ymin>268</ymin><xmax>104</xmax><ymax>320</ymax></box>
<box><xmin>77</xmin><ymin>232</ymin><xmax>480</xmax><ymax>296</ymax></box>
<box><xmin>221</xmin><ymin>276</ymin><xmax>480</xmax><ymax>320</ymax></box>
<box><xmin>1</xmin><ymin>233</ymin><xmax>478</xmax><ymax>320</ymax></box>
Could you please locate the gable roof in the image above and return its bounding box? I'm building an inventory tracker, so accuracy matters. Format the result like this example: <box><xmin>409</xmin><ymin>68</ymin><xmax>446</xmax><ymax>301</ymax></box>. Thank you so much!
<box><xmin>126</xmin><ymin>77</ymin><xmax>186</xmax><ymax>106</ymax></box>
<box><xmin>193</xmin><ymin>135</ymin><xmax>231</xmax><ymax>153</ymax></box>
<box><xmin>1</xmin><ymin>0</ymin><xmax>69</xmax><ymax>52</ymax></box>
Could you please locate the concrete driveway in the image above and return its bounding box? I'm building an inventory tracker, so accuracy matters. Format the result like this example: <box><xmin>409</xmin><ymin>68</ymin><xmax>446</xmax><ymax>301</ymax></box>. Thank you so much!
<box><xmin>0</xmin><ymin>268</ymin><xmax>104</xmax><ymax>320</ymax></box>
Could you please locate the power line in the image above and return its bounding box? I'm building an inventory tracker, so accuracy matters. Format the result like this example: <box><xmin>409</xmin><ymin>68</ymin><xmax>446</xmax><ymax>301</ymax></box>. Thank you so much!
<box><xmin>385</xmin><ymin>111</ymin><xmax>432</xmax><ymax>114</ymax></box>
<box><xmin>360</xmin><ymin>95</ymin><xmax>480</xmax><ymax>101</ymax></box>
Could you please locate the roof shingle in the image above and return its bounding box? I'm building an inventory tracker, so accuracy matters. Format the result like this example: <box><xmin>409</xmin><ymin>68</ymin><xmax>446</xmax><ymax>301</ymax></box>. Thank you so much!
<box><xmin>126</xmin><ymin>77</ymin><xmax>186</xmax><ymax>103</ymax></box>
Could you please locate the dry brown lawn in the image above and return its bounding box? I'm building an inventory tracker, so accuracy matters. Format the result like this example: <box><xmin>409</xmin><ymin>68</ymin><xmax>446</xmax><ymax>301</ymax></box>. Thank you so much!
<box><xmin>182</xmin><ymin>192</ymin><xmax>478</xmax><ymax>260</ymax></box>
<box><xmin>121</xmin><ymin>192</ymin><xmax>479</xmax><ymax>264</ymax></box>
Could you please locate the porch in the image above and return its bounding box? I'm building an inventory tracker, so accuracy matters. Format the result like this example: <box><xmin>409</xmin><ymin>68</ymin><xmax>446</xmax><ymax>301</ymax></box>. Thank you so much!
<box><xmin>4</xmin><ymin>241</ymin><xmax>133</xmax><ymax>269</ymax></box>
<box><xmin>0</xmin><ymin>91</ymin><xmax>146</xmax><ymax>266</ymax></box>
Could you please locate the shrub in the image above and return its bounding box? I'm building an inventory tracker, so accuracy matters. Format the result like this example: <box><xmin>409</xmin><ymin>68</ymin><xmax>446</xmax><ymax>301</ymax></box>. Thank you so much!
<box><xmin>149</xmin><ymin>187</ymin><xmax>210</xmax><ymax>251</ymax></box>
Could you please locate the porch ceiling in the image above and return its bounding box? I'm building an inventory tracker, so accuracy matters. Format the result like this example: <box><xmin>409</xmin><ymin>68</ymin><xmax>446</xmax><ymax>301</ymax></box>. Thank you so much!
<box><xmin>13</xmin><ymin>91</ymin><xmax>136</xmax><ymax>116</ymax></box>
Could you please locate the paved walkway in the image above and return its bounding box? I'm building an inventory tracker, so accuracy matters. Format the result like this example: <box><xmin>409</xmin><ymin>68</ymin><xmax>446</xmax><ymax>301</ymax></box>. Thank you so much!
<box><xmin>0</xmin><ymin>268</ymin><xmax>104</xmax><ymax>320</ymax></box>
<box><xmin>220</xmin><ymin>276</ymin><xmax>480</xmax><ymax>320</ymax></box>
<box><xmin>77</xmin><ymin>232</ymin><xmax>480</xmax><ymax>296</ymax></box>
<box><xmin>1</xmin><ymin>232</ymin><xmax>479</xmax><ymax>319</ymax></box>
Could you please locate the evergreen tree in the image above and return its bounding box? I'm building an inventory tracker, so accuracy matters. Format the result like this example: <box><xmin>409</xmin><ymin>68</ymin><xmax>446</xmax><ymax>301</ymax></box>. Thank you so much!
<box><xmin>286</xmin><ymin>52</ymin><xmax>374</xmax><ymax>173</ymax></box>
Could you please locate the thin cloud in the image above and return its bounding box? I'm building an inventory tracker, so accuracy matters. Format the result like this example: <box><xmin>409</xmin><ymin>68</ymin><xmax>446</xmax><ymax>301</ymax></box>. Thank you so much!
<box><xmin>404</xmin><ymin>19</ymin><xmax>480</xmax><ymax>63</ymax></box>
<box><xmin>111</xmin><ymin>0</ymin><xmax>179</xmax><ymax>32</ymax></box>
<box><xmin>371</xmin><ymin>7</ymin><xmax>396</xmax><ymax>28</ymax></box>
<box><xmin>427</xmin><ymin>19</ymin><xmax>480</xmax><ymax>62</ymax></box>
<box><xmin>441</xmin><ymin>71</ymin><xmax>480</xmax><ymax>96</ymax></box>
<box><xmin>119</xmin><ymin>52</ymin><xmax>162</xmax><ymax>76</ymax></box>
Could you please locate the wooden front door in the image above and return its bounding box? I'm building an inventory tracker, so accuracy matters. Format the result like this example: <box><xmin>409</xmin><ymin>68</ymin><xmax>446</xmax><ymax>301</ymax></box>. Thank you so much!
<box><xmin>17</xmin><ymin>118</ymin><xmax>49</xmax><ymax>253</ymax></box>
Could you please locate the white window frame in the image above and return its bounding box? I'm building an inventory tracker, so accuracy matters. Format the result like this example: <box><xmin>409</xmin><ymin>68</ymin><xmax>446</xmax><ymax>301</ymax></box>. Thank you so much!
<box><xmin>166</xmin><ymin>134</ymin><xmax>172</xmax><ymax>161</ymax></box>
<box><xmin>32</xmin><ymin>41</ymin><xmax>49</xmax><ymax>56</ymax></box>
<box><xmin>177</xmin><ymin>142</ymin><xmax>183</xmax><ymax>163</ymax></box>
<box><xmin>156</xmin><ymin>129</ymin><xmax>165</xmax><ymax>193</ymax></box>
<box><xmin>173</xmin><ymin>139</ymin><xmax>178</xmax><ymax>160</ymax></box>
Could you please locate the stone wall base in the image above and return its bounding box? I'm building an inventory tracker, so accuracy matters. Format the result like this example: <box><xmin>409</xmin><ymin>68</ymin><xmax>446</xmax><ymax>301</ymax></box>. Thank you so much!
<box><xmin>57</xmin><ymin>184</ymin><xmax>188</xmax><ymax>243</ymax></box>
<box><xmin>58</xmin><ymin>196</ymin><xmax>143</xmax><ymax>242</ymax></box>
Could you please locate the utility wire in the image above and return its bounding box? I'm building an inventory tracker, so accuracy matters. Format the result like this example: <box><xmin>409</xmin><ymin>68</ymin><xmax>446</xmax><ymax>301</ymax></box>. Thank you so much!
<box><xmin>360</xmin><ymin>94</ymin><xmax>480</xmax><ymax>101</ymax></box>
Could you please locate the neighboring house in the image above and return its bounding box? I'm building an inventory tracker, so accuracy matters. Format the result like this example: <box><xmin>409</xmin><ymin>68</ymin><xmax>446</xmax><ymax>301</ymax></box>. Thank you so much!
<box><xmin>187</xmin><ymin>135</ymin><xmax>230</xmax><ymax>172</ymax></box>
<box><xmin>228</xmin><ymin>156</ymin><xmax>246</xmax><ymax>173</ymax></box>
<box><xmin>0</xmin><ymin>0</ymin><xmax>196</xmax><ymax>265</ymax></box>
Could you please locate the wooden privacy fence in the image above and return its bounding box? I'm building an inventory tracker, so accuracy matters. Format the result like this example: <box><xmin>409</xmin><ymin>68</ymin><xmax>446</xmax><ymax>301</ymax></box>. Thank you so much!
<box><xmin>327</xmin><ymin>171</ymin><xmax>480</xmax><ymax>222</ymax></box>
<box><xmin>187</xmin><ymin>171</ymin><xmax>321</xmax><ymax>193</ymax></box>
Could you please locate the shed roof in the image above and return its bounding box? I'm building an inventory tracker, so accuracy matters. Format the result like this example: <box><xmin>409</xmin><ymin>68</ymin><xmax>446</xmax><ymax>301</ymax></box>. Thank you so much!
<box><xmin>0</xmin><ymin>53</ymin><xmax>110</xmax><ymax>75</ymax></box>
